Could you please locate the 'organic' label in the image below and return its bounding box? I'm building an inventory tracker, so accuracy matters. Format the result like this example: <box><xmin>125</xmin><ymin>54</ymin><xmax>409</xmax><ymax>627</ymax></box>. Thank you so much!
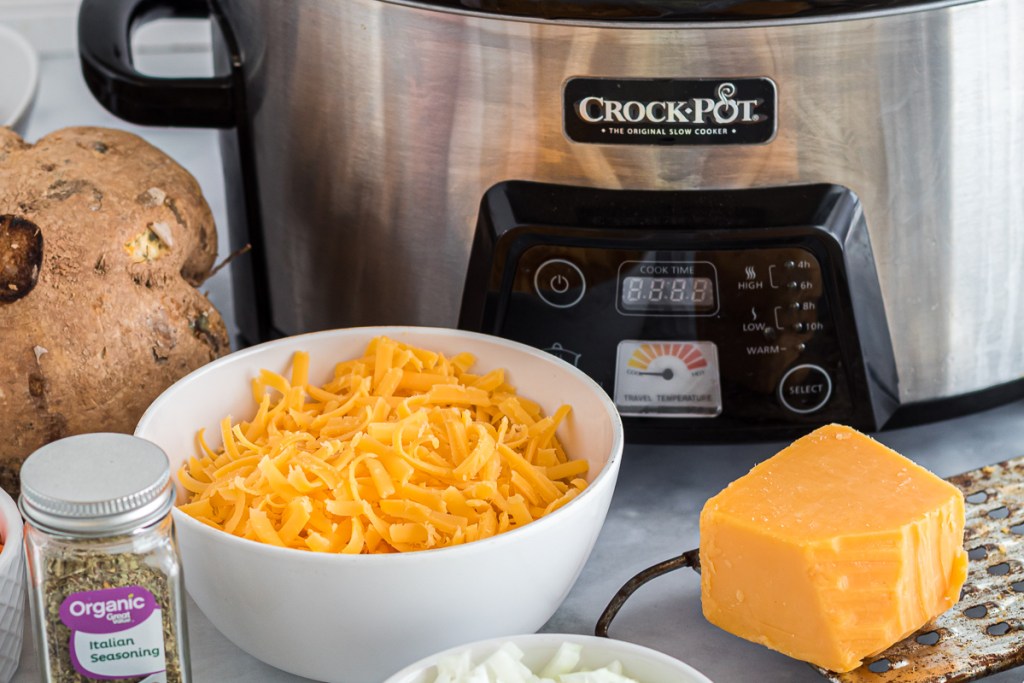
<box><xmin>59</xmin><ymin>585</ymin><xmax>168</xmax><ymax>681</ymax></box>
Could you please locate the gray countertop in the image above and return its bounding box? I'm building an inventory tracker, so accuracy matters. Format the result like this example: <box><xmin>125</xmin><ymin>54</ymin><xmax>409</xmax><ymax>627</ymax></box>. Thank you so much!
<box><xmin>15</xmin><ymin>400</ymin><xmax>1024</xmax><ymax>683</ymax></box>
<box><xmin>11</xmin><ymin>52</ymin><xmax>1024</xmax><ymax>683</ymax></box>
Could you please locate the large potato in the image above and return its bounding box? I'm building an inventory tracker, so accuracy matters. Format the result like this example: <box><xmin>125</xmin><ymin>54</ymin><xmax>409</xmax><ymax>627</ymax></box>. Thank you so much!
<box><xmin>0</xmin><ymin>127</ymin><xmax>230</xmax><ymax>494</ymax></box>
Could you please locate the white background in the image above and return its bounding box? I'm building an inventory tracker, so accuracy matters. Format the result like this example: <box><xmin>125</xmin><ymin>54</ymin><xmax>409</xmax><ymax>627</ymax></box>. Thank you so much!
<box><xmin>0</xmin><ymin>0</ymin><xmax>211</xmax><ymax>58</ymax></box>
<box><xmin>5</xmin><ymin>4</ymin><xmax>1024</xmax><ymax>683</ymax></box>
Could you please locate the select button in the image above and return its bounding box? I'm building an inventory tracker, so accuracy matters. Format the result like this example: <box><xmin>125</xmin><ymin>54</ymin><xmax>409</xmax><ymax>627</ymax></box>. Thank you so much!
<box><xmin>778</xmin><ymin>364</ymin><xmax>833</xmax><ymax>414</ymax></box>
<box><xmin>534</xmin><ymin>259</ymin><xmax>586</xmax><ymax>308</ymax></box>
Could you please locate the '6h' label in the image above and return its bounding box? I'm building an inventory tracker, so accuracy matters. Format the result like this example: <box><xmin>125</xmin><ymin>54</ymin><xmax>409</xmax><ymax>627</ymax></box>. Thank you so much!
<box><xmin>564</xmin><ymin>77</ymin><xmax>777</xmax><ymax>146</ymax></box>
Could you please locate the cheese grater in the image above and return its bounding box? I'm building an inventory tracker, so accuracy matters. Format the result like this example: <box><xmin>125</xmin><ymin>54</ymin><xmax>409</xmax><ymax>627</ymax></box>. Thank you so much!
<box><xmin>597</xmin><ymin>456</ymin><xmax>1024</xmax><ymax>682</ymax></box>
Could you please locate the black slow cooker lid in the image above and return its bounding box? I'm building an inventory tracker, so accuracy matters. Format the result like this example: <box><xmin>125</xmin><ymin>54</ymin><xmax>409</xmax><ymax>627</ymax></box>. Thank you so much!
<box><xmin>423</xmin><ymin>0</ymin><xmax>971</xmax><ymax>20</ymax></box>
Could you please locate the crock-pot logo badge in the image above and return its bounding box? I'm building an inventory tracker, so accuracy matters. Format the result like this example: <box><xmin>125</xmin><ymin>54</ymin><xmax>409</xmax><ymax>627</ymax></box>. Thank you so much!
<box><xmin>564</xmin><ymin>77</ymin><xmax>777</xmax><ymax>146</ymax></box>
<box><xmin>577</xmin><ymin>83</ymin><xmax>763</xmax><ymax>127</ymax></box>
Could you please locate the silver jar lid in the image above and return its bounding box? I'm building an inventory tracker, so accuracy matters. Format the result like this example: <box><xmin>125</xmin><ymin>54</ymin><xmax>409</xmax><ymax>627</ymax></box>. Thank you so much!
<box><xmin>19</xmin><ymin>433</ymin><xmax>175</xmax><ymax>537</ymax></box>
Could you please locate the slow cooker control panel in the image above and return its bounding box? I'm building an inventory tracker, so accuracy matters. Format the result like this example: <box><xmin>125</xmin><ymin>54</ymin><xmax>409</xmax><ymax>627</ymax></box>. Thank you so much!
<box><xmin>459</xmin><ymin>182</ymin><xmax>898</xmax><ymax>442</ymax></box>
<box><xmin>504</xmin><ymin>244</ymin><xmax>842</xmax><ymax>420</ymax></box>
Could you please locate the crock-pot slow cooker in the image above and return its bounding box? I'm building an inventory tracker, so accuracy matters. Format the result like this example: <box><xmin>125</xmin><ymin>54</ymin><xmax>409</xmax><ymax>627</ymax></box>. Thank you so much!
<box><xmin>79</xmin><ymin>0</ymin><xmax>1024</xmax><ymax>441</ymax></box>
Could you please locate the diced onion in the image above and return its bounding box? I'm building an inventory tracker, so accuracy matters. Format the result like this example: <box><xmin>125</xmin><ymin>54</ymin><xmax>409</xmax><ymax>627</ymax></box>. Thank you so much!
<box><xmin>430</xmin><ymin>642</ymin><xmax>642</xmax><ymax>683</ymax></box>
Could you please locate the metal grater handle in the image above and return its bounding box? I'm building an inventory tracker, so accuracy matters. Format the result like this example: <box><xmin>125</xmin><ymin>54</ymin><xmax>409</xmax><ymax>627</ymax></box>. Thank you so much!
<box><xmin>596</xmin><ymin>548</ymin><xmax>701</xmax><ymax>638</ymax></box>
<box><xmin>594</xmin><ymin>456</ymin><xmax>1024</xmax><ymax>682</ymax></box>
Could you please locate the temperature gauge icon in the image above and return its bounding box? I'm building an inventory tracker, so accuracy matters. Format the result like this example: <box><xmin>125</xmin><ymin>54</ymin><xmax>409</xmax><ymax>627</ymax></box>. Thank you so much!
<box><xmin>614</xmin><ymin>341</ymin><xmax>722</xmax><ymax>417</ymax></box>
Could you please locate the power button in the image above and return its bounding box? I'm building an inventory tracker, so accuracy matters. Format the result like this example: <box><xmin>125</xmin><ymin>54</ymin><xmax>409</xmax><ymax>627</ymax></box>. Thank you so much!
<box><xmin>534</xmin><ymin>259</ymin><xmax>586</xmax><ymax>309</ymax></box>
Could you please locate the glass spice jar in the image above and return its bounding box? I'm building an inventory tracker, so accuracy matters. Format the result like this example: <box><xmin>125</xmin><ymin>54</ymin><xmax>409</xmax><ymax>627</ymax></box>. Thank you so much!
<box><xmin>19</xmin><ymin>433</ymin><xmax>191</xmax><ymax>683</ymax></box>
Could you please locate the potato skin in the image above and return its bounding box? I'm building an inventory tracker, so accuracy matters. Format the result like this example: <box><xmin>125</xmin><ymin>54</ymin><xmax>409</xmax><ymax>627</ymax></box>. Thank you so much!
<box><xmin>0</xmin><ymin>127</ymin><xmax>230</xmax><ymax>495</ymax></box>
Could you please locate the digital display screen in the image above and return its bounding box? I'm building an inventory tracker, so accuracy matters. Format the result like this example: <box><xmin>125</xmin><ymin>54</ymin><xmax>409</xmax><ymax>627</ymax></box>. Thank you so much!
<box><xmin>620</xmin><ymin>275</ymin><xmax>715</xmax><ymax>312</ymax></box>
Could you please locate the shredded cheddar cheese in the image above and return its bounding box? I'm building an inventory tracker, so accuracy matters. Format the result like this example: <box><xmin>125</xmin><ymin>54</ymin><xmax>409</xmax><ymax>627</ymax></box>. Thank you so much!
<box><xmin>177</xmin><ymin>336</ymin><xmax>589</xmax><ymax>554</ymax></box>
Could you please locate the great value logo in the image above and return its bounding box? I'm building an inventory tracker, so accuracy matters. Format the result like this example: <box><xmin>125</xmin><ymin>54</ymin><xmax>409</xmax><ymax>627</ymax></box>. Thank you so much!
<box><xmin>564</xmin><ymin>77</ymin><xmax>777</xmax><ymax>146</ymax></box>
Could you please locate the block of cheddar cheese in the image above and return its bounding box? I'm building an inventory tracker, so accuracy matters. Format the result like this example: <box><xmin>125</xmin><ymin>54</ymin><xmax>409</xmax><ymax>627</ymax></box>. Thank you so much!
<box><xmin>699</xmin><ymin>424</ymin><xmax>968</xmax><ymax>673</ymax></box>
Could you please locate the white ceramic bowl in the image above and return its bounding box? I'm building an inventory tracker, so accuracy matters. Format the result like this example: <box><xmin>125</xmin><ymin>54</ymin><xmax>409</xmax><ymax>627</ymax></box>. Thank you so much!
<box><xmin>383</xmin><ymin>633</ymin><xmax>714</xmax><ymax>683</ymax></box>
<box><xmin>0</xmin><ymin>23</ymin><xmax>39</xmax><ymax>135</ymax></box>
<box><xmin>0</xmin><ymin>487</ymin><xmax>25</xmax><ymax>683</ymax></box>
<box><xmin>135</xmin><ymin>327</ymin><xmax>624</xmax><ymax>683</ymax></box>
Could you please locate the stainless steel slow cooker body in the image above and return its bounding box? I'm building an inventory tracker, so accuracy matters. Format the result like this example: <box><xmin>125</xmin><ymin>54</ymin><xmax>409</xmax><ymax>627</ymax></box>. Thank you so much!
<box><xmin>80</xmin><ymin>0</ymin><xmax>1024</xmax><ymax>437</ymax></box>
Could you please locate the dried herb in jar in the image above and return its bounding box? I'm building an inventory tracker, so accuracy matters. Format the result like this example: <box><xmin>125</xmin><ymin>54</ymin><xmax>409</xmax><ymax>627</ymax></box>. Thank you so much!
<box><xmin>20</xmin><ymin>434</ymin><xmax>192</xmax><ymax>683</ymax></box>
<box><xmin>39</xmin><ymin>544</ymin><xmax>186</xmax><ymax>682</ymax></box>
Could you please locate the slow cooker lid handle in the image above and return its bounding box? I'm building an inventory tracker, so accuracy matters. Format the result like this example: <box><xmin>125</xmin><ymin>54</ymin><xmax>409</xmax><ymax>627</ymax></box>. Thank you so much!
<box><xmin>78</xmin><ymin>0</ymin><xmax>236</xmax><ymax>129</ymax></box>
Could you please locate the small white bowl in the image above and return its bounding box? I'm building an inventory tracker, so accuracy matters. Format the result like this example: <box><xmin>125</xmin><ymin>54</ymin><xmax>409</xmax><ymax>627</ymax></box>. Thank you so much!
<box><xmin>136</xmin><ymin>326</ymin><xmax>624</xmax><ymax>683</ymax></box>
<box><xmin>0</xmin><ymin>487</ymin><xmax>25</xmax><ymax>683</ymax></box>
<box><xmin>0</xmin><ymin>23</ymin><xmax>39</xmax><ymax>135</ymax></box>
<box><xmin>384</xmin><ymin>633</ymin><xmax>714</xmax><ymax>683</ymax></box>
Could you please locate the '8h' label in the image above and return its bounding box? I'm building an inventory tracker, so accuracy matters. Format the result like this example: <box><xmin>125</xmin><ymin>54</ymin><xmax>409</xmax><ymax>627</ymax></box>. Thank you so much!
<box><xmin>563</xmin><ymin>77</ymin><xmax>777</xmax><ymax>146</ymax></box>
